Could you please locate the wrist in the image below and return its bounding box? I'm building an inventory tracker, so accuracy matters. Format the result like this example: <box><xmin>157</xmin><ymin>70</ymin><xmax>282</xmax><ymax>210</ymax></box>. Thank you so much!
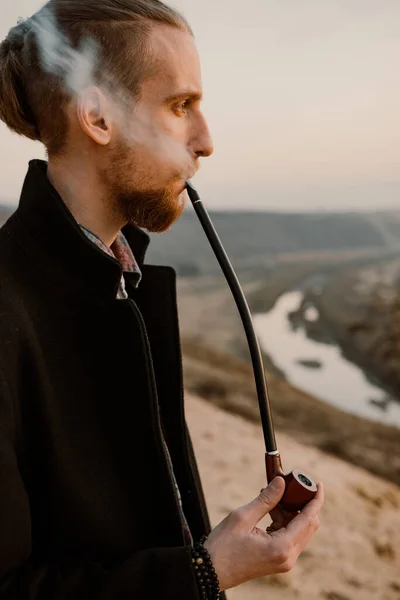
<box><xmin>203</xmin><ymin>538</ymin><xmax>227</xmax><ymax>593</ymax></box>
<box><xmin>191</xmin><ymin>536</ymin><xmax>221</xmax><ymax>599</ymax></box>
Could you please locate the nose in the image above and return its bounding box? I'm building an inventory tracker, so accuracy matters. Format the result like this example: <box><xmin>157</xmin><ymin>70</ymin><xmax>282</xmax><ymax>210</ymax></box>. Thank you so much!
<box><xmin>193</xmin><ymin>112</ymin><xmax>214</xmax><ymax>158</ymax></box>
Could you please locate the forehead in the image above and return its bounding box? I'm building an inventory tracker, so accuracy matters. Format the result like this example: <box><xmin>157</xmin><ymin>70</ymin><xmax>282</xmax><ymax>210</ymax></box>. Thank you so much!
<box><xmin>144</xmin><ymin>24</ymin><xmax>202</xmax><ymax>97</ymax></box>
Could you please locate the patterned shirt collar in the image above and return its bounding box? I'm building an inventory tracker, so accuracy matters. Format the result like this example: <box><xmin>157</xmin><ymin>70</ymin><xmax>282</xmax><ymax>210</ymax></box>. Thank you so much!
<box><xmin>80</xmin><ymin>226</ymin><xmax>142</xmax><ymax>298</ymax></box>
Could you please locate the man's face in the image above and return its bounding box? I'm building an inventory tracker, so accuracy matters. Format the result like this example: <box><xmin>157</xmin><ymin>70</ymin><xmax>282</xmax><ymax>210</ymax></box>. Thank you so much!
<box><xmin>103</xmin><ymin>24</ymin><xmax>214</xmax><ymax>232</ymax></box>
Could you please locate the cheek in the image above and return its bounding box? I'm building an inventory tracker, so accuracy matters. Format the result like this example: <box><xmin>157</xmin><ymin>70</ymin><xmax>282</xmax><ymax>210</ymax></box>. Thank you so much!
<box><xmin>121</xmin><ymin>117</ymin><xmax>192</xmax><ymax>180</ymax></box>
<box><xmin>140</xmin><ymin>141</ymin><xmax>190</xmax><ymax>183</ymax></box>
<box><xmin>144</xmin><ymin>113</ymin><xmax>191</xmax><ymax>170</ymax></box>
<box><xmin>119</xmin><ymin>150</ymin><xmax>175</xmax><ymax>190</ymax></box>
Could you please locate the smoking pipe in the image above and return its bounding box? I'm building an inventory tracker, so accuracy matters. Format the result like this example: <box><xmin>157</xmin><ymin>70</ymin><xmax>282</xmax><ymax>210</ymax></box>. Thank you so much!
<box><xmin>185</xmin><ymin>180</ymin><xmax>317</xmax><ymax>512</ymax></box>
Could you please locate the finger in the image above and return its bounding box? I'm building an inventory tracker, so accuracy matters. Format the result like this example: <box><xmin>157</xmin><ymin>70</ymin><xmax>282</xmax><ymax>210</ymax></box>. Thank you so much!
<box><xmin>238</xmin><ymin>477</ymin><xmax>286</xmax><ymax>527</ymax></box>
<box><xmin>285</xmin><ymin>483</ymin><xmax>324</xmax><ymax>539</ymax></box>
<box><xmin>284</xmin><ymin>482</ymin><xmax>324</xmax><ymax>542</ymax></box>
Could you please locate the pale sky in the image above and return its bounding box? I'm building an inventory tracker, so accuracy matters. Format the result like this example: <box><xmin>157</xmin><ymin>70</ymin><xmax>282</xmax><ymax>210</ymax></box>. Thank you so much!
<box><xmin>0</xmin><ymin>0</ymin><xmax>399</xmax><ymax>211</ymax></box>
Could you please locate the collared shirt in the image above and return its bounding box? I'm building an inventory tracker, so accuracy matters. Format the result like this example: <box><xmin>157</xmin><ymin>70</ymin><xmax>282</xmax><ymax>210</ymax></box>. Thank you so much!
<box><xmin>80</xmin><ymin>226</ymin><xmax>142</xmax><ymax>299</ymax></box>
<box><xmin>80</xmin><ymin>225</ymin><xmax>193</xmax><ymax>545</ymax></box>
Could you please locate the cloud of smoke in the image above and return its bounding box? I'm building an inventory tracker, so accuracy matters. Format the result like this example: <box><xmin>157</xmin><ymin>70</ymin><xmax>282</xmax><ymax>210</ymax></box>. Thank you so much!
<box><xmin>31</xmin><ymin>8</ymin><xmax>194</xmax><ymax>179</ymax></box>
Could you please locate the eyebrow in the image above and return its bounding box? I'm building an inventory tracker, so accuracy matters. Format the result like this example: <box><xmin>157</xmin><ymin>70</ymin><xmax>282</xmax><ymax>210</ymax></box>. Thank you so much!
<box><xmin>163</xmin><ymin>90</ymin><xmax>203</xmax><ymax>104</ymax></box>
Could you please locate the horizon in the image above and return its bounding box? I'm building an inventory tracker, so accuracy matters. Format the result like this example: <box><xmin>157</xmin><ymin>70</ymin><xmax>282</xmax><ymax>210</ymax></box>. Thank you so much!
<box><xmin>2</xmin><ymin>198</ymin><xmax>400</xmax><ymax>217</ymax></box>
<box><xmin>0</xmin><ymin>0</ymin><xmax>399</xmax><ymax>212</ymax></box>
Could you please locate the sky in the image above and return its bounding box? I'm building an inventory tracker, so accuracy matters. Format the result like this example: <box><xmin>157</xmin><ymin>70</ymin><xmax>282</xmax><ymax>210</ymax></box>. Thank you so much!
<box><xmin>0</xmin><ymin>0</ymin><xmax>399</xmax><ymax>211</ymax></box>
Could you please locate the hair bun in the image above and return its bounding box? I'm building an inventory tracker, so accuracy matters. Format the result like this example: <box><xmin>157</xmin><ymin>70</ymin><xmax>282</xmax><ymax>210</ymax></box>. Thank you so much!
<box><xmin>5</xmin><ymin>18</ymin><xmax>32</xmax><ymax>51</ymax></box>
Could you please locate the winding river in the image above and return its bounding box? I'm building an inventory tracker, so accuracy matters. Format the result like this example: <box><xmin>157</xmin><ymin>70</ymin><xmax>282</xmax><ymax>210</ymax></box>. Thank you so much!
<box><xmin>254</xmin><ymin>290</ymin><xmax>400</xmax><ymax>428</ymax></box>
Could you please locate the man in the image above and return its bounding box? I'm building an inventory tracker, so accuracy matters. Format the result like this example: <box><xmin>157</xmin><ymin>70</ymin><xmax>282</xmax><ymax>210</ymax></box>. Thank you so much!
<box><xmin>0</xmin><ymin>1</ymin><xmax>324</xmax><ymax>597</ymax></box>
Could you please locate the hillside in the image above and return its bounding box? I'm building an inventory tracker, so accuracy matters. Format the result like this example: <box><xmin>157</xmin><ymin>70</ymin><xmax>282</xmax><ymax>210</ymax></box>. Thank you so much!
<box><xmin>187</xmin><ymin>393</ymin><xmax>400</xmax><ymax>600</ymax></box>
<box><xmin>306</xmin><ymin>256</ymin><xmax>400</xmax><ymax>401</ymax></box>
<box><xmin>147</xmin><ymin>210</ymin><xmax>398</xmax><ymax>273</ymax></box>
<box><xmin>182</xmin><ymin>338</ymin><xmax>400</xmax><ymax>486</ymax></box>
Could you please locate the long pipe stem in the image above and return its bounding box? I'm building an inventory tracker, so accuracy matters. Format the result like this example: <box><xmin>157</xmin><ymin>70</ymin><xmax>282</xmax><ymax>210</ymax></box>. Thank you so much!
<box><xmin>185</xmin><ymin>181</ymin><xmax>277</xmax><ymax>453</ymax></box>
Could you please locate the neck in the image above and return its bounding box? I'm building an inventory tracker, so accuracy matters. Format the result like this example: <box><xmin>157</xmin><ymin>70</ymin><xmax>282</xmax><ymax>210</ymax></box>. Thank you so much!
<box><xmin>47</xmin><ymin>157</ymin><xmax>126</xmax><ymax>247</ymax></box>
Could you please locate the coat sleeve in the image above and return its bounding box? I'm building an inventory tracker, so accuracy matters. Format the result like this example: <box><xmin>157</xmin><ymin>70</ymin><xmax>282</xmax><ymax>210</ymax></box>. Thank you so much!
<box><xmin>0</xmin><ymin>370</ymin><xmax>200</xmax><ymax>600</ymax></box>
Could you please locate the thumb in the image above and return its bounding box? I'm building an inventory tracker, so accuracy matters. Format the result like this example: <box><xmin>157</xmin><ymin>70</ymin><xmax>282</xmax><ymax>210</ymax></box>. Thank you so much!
<box><xmin>241</xmin><ymin>477</ymin><xmax>286</xmax><ymax>525</ymax></box>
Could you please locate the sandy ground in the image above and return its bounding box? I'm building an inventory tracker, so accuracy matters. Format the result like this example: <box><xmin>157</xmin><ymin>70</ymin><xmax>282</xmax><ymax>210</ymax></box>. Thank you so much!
<box><xmin>186</xmin><ymin>394</ymin><xmax>400</xmax><ymax>600</ymax></box>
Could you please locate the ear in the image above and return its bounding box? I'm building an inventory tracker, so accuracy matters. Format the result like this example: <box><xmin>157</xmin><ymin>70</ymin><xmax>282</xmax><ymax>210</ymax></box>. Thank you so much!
<box><xmin>76</xmin><ymin>87</ymin><xmax>112</xmax><ymax>146</ymax></box>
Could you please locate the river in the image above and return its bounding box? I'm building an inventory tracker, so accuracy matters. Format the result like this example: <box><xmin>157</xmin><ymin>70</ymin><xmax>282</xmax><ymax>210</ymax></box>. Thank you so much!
<box><xmin>254</xmin><ymin>290</ymin><xmax>400</xmax><ymax>428</ymax></box>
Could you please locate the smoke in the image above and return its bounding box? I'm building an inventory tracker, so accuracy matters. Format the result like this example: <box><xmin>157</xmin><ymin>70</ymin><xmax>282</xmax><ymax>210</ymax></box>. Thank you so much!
<box><xmin>31</xmin><ymin>8</ymin><xmax>194</xmax><ymax>179</ymax></box>
<box><xmin>32</xmin><ymin>9</ymin><xmax>96</xmax><ymax>92</ymax></box>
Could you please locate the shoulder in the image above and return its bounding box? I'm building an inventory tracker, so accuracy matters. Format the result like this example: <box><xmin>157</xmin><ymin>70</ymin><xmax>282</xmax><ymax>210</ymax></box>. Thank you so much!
<box><xmin>0</xmin><ymin>213</ymin><xmax>32</xmax><ymax>318</ymax></box>
<box><xmin>0</xmin><ymin>213</ymin><xmax>23</xmax><ymax>282</ymax></box>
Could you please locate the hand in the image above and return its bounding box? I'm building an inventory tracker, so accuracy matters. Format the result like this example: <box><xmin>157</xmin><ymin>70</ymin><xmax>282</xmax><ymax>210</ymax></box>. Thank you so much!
<box><xmin>267</xmin><ymin>502</ymin><xmax>299</xmax><ymax>532</ymax></box>
<box><xmin>204</xmin><ymin>476</ymin><xmax>324</xmax><ymax>592</ymax></box>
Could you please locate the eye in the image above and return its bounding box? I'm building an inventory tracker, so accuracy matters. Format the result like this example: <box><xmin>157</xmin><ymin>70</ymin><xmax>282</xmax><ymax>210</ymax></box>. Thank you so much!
<box><xmin>173</xmin><ymin>99</ymin><xmax>191</xmax><ymax>116</ymax></box>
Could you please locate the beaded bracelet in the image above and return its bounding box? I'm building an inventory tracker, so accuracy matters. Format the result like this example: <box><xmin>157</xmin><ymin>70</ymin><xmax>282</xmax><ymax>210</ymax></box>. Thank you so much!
<box><xmin>191</xmin><ymin>535</ymin><xmax>221</xmax><ymax>599</ymax></box>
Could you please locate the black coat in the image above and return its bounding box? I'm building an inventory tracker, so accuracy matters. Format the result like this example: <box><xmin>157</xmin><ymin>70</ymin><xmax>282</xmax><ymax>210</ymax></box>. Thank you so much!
<box><xmin>0</xmin><ymin>160</ymin><xmax>219</xmax><ymax>599</ymax></box>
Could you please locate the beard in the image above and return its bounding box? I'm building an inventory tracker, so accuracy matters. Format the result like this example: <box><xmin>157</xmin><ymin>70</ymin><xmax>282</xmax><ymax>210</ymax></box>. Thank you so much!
<box><xmin>117</xmin><ymin>185</ymin><xmax>185</xmax><ymax>233</ymax></box>
<box><xmin>104</xmin><ymin>141</ymin><xmax>187</xmax><ymax>233</ymax></box>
